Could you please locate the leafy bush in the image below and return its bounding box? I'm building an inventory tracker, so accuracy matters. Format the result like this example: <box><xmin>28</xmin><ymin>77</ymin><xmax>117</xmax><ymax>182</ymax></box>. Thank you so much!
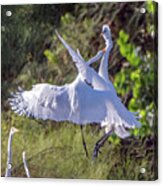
<box><xmin>116</xmin><ymin>29</ymin><xmax>155</xmax><ymax>137</ymax></box>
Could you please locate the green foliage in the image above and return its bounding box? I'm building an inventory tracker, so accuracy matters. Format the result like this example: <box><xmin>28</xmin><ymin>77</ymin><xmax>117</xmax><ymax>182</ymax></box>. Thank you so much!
<box><xmin>117</xmin><ymin>30</ymin><xmax>141</xmax><ymax>67</ymax></box>
<box><xmin>116</xmin><ymin>29</ymin><xmax>155</xmax><ymax>138</ymax></box>
<box><xmin>44</xmin><ymin>50</ymin><xmax>58</xmax><ymax>64</ymax></box>
<box><xmin>146</xmin><ymin>0</ymin><xmax>156</xmax><ymax>15</ymax></box>
<box><xmin>1</xmin><ymin>4</ymin><xmax>73</xmax><ymax>103</ymax></box>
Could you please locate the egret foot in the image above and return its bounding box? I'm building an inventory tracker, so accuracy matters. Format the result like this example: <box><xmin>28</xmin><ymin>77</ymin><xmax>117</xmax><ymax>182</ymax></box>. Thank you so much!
<box><xmin>92</xmin><ymin>130</ymin><xmax>113</xmax><ymax>160</ymax></box>
<box><xmin>92</xmin><ymin>144</ymin><xmax>102</xmax><ymax>160</ymax></box>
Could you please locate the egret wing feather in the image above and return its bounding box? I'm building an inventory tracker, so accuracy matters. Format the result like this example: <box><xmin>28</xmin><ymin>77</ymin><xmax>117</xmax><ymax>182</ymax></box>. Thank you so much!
<box><xmin>9</xmin><ymin>84</ymin><xmax>70</xmax><ymax>121</ymax></box>
<box><xmin>9</xmin><ymin>82</ymin><xmax>107</xmax><ymax>124</ymax></box>
<box><xmin>9</xmin><ymin>80</ymin><xmax>141</xmax><ymax>131</ymax></box>
<box><xmin>56</xmin><ymin>31</ymin><xmax>116</xmax><ymax>93</ymax></box>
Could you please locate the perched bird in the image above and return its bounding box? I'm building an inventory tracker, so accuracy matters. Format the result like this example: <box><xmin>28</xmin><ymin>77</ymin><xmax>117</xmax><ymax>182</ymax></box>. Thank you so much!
<box><xmin>9</xmin><ymin>26</ymin><xmax>141</xmax><ymax>160</ymax></box>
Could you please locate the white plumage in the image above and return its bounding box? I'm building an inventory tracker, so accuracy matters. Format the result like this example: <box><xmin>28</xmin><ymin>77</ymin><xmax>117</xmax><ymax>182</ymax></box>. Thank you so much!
<box><xmin>10</xmin><ymin>77</ymin><xmax>141</xmax><ymax>128</ymax></box>
<box><xmin>9</xmin><ymin>25</ymin><xmax>141</xmax><ymax>158</ymax></box>
<box><xmin>55</xmin><ymin>27</ymin><xmax>141</xmax><ymax>132</ymax></box>
<box><xmin>85</xmin><ymin>25</ymin><xmax>132</xmax><ymax>138</ymax></box>
<box><xmin>9</xmin><ymin>25</ymin><xmax>141</xmax><ymax>129</ymax></box>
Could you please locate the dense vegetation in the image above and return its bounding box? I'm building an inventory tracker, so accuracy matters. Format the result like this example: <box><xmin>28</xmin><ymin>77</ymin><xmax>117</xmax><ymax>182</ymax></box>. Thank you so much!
<box><xmin>1</xmin><ymin>1</ymin><xmax>158</xmax><ymax>180</ymax></box>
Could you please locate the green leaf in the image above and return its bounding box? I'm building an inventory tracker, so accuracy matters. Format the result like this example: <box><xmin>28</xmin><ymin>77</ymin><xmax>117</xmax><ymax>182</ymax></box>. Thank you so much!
<box><xmin>129</xmin><ymin>98</ymin><xmax>138</xmax><ymax>111</ymax></box>
<box><xmin>140</xmin><ymin>110</ymin><xmax>146</xmax><ymax>118</ymax></box>
<box><xmin>119</xmin><ymin>30</ymin><xmax>129</xmax><ymax>43</ymax></box>
<box><xmin>44</xmin><ymin>49</ymin><xmax>57</xmax><ymax>63</ymax></box>
<box><xmin>130</xmin><ymin>70</ymin><xmax>140</xmax><ymax>81</ymax></box>
<box><xmin>146</xmin><ymin>0</ymin><xmax>156</xmax><ymax>15</ymax></box>
<box><xmin>133</xmin><ymin>128</ymin><xmax>139</xmax><ymax>136</ymax></box>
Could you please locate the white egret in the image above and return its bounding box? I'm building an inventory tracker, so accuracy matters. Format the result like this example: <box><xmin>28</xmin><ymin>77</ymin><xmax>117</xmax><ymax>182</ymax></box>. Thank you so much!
<box><xmin>5</xmin><ymin>127</ymin><xmax>19</xmax><ymax>177</ymax></box>
<box><xmin>55</xmin><ymin>28</ymin><xmax>141</xmax><ymax>159</ymax></box>
<box><xmin>87</xmin><ymin>25</ymin><xmax>133</xmax><ymax>157</ymax></box>
<box><xmin>9</xmin><ymin>27</ymin><xmax>141</xmax><ymax>160</ymax></box>
<box><xmin>22</xmin><ymin>151</ymin><xmax>30</xmax><ymax>178</ymax></box>
<box><xmin>86</xmin><ymin>25</ymin><xmax>139</xmax><ymax>138</ymax></box>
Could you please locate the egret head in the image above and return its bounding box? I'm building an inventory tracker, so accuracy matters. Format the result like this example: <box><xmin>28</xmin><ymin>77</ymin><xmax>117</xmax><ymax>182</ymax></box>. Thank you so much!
<box><xmin>10</xmin><ymin>127</ymin><xmax>19</xmax><ymax>135</ymax></box>
<box><xmin>101</xmin><ymin>25</ymin><xmax>111</xmax><ymax>41</ymax></box>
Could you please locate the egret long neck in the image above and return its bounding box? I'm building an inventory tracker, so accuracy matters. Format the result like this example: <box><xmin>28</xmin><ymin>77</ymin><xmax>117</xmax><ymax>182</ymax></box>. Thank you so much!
<box><xmin>98</xmin><ymin>41</ymin><xmax>111</xmax><ymax>81</ymax></box>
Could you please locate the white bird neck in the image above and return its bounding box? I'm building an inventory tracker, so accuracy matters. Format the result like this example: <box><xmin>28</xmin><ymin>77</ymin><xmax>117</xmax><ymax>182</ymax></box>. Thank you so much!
<box><xmin>98</xmin><ymin>38</ymin><xmax>112</xmax><ymax>81</ymax></box>
<box><xmin>98</xmin><ymin>49</ymin><xmax>110</xmax><ymax>81</ymax></box>
<box><xmin>105</xmin><ymin>40</ymin><xmax>112</xmax><ymax>50</ymax></box>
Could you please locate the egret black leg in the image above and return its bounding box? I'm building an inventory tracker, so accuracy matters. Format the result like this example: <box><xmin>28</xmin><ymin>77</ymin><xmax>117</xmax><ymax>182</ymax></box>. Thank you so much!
<box><xmin>92</xmin><ymin>130</ymin><xmax>112</xmax><ymax>160</ymax></box>
<box><xmin>80</xmin><ymin>125</ymin><xmax>89</xmax><ymax>158</ymax></box>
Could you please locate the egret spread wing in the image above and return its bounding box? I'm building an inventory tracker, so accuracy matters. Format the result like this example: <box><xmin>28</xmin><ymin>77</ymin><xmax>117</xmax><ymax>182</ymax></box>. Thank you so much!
<box><xmin>9</xmin><ymin>78</ymin><xmax>141</xmax><ymax>132</ymax></box>
<box><xmin>55</xmin><ymin>30</ymin><xmax>81</xmax><ymax>64</ymax></box>
<box><xmin>10</xmin><ymin>29</ymin><xmax>141</xmax><ymax>137</ymax></box>
<box><xmin>9</xmin><ymin>84</ymin><xmax>70</xmax><ymax>121</ymax></box>
<box><xmin>107</xmin><ymin>93</ymin><xmax>141</xmax><ymax>129</ymax></box>
<box><xmin>56</xmin><ymin>31</ymin><xmax>116</xmax><ymax>93</ymax></box>
<box><xmin>8</xmin><ymin>81</ymin><xmax>107</xmax><ymax>124</ymax></box>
